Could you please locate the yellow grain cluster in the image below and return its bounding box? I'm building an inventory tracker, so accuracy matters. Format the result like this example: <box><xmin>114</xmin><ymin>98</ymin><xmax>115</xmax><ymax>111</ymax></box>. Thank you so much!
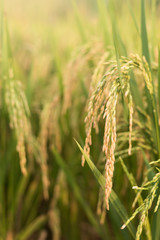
<box><xmin>5</xmin><ymin>68</ymin><xmax>30</xmax><ymax>175</ymax></box>
<box><xmin>83</xmin><ymin>54</ymin><xmax>153</xmax><ymax>210</ymax></box>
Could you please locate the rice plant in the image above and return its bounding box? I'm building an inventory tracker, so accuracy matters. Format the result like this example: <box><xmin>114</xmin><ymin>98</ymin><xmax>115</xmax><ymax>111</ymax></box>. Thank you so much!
<box><xmin>1</xmin><ymin>0</ymin><xmax>160</xmax><ymax>239</ymax></box>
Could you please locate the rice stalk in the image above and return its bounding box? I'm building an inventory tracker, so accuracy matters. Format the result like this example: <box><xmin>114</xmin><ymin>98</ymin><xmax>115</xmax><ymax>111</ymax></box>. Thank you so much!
<box><xmin>83</xmin><ymin>53</ymin><xmax>154</xmax><ymax>209</ymax></box>
<box><xmin>5</xmin><ymin>70</ymin><xmax>30</xmax><ymax>175</ymax></box>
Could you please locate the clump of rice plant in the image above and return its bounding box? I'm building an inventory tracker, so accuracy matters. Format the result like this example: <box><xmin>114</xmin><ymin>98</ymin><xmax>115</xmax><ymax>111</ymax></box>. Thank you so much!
<box><xmin>1</xmin><ymin>0</ymin><xmax>160</xmax><ymax>239</ymax></box>
<box><xmin>4</xmin><ymin>68</ymin><xmax>31</xmax><ymax>175</ymax></box>
<box><xmin>62</xmin><ymin>41</ymin><xmax>111</xmax><ymax>113</ymax></box>
<box><xmin>38</xmin><ymin>95</ymin><xmax>61</xmax><ymax>199</ymax></box>
<box><xmin>83</xmin><ymin>53</ymin><xmax>154</xmax><ymax>210</ymax></box>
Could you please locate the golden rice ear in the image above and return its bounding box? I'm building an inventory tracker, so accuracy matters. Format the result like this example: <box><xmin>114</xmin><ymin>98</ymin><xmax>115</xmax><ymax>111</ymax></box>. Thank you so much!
<box><xmin>38</xmin><ymin>96</ymin><xmax>60</xmax><ymax>199</ymax></box>
<box><xmin>128</xmin><ymin>94</ymin><xmax>133</xmax><ymax>155</ymax></box>
<box><xmin>5</xmin><ymin>78</ymin><xmax>31</xmax><ymax>176</ymax></box>
<box><xmin>82</xmin><ymin>53</ymin><xmax>155</xmax><ymax>212</ymax></box>
<box><xmin>128</xmin><ymin>54</ymin><xmax>153</xmax><ymax>96</ymax></box>
<box><xmin>103</xmin><ymin>91</ymin><xmax>117</xmax><ymax>210</ymax></box>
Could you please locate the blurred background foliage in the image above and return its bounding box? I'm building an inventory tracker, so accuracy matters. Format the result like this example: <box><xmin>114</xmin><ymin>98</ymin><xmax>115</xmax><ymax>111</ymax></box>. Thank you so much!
<box><xmin>1</xmin><ymin>0</ymin><xmax>160</xmax><ymax>239</ymax></box>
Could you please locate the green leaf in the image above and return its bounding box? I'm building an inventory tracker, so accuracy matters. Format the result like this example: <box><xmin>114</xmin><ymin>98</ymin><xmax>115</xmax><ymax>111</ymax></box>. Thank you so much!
<box><xmin>70</xmin><ymin>0</ymin><xmax>86</xmax><ymax>43</ymax></box>
<box><xmin>127</xmin><ymin>0</ymin><xmax>140</xmax><ymax>36</ymax></box>
<box><xmin>96</xmin><ymin>0</ymin><xmax>110</xmax><ymax>47</ymax></box>
<box><xmin>151</xmin><ymin>0</ymin><xmax>156</xmax><ymax>58</ymax></box>
<box><xmin>52</xmin><ymin>147</ymin><xmax>108</xmax><ymax>240</ymax></box>
<box><xmin>141</xmin><ymin>0</ymin><xmax>160</xmax><ymax>157</ymax></box>
<box><xmin>15</xmin><ymin>215</ymin><xmax>47</xmax><ymax>240</ymax></box>
<box><xmin>141</xmin><ymin>0</ymin><xmax>150</xmax><ymax>67</ymax></box>
<box><xmin>158</xmin><ymin>48</ymin><xmax>160</xmax><ymax>109</ymax></box>
<box><xmin>75</xmin><ymin>139</ymin><xmax>136</xmax><ymax>239</ymax></box>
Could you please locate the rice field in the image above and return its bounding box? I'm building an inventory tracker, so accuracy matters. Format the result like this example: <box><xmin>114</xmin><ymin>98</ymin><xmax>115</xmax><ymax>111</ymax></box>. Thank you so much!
<box><xmin>1</xmin><ymin>0</ymin><xmax>160</xmax><ymax>239</ymax></box>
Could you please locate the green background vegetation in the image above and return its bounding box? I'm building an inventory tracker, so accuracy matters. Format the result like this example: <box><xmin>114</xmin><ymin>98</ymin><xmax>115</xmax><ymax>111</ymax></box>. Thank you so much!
<box><xmin>0</xmin><ymin>0</ymin><xmax>160</xmax><ymax>239</ymax></box>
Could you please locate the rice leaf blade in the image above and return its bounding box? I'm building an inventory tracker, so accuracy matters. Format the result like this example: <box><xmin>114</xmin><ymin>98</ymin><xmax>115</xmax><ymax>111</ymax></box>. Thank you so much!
<box><xmin>141</xmin><ymin>0</ymin><xmax>150</xmax><ymax>66</ymax></box>
<box><xmin>75</xmin><ymin>140</ymin><xmax>136</xmax><ymax>238</ymax></box>
<box><xmin>15</xmin><ymin>215</ymin><xmax>47</xmax><ymax>240</ymax></box>
<box><xmin>52</xmin><ymin>147</ymin><xmax>108</xmax><ymax>240</ymax></box>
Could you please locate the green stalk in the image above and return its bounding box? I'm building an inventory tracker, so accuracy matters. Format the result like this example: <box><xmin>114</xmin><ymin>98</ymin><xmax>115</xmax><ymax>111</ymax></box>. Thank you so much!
<box><xmin>151</xmin><ymin>94</ymin><xmax>160</xmax><ymax>158</ymax></box>
<box><xmin>70</xmin><ymin>0</ymin><xmax>86</xmax><ymax>43</ymax></box>
<box><xmin>158</xmin><ymin>48</ymin><xmax>160</xmax><ymax>110</ymax></box>
<box><xmin>151</xmin><ymin>0</ymin><xmax>156</xmax><ymax>59</ymax></box>
<box><xmin>141</xmin><ymin>0</ymin><xmax>150</xmax><ymax>66</ymax></box>
<box><xmin>127</xmin><ymin>0</ymin><xmax>140</xmax><ymax>36</ymax></box>
<box><xmin>52</xmin><ymin>147</ymin><xmax>108</xmax><ymax>240</ymax></box>
<box><xmin>141</xmin><ymin>0</ymin><xmax>160</xmax><ymax>157</ymax></box>
<box><xmin>96</xmin><ymin>0</ymin><xmax>110</xmax><ymax>47</ymax></box>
